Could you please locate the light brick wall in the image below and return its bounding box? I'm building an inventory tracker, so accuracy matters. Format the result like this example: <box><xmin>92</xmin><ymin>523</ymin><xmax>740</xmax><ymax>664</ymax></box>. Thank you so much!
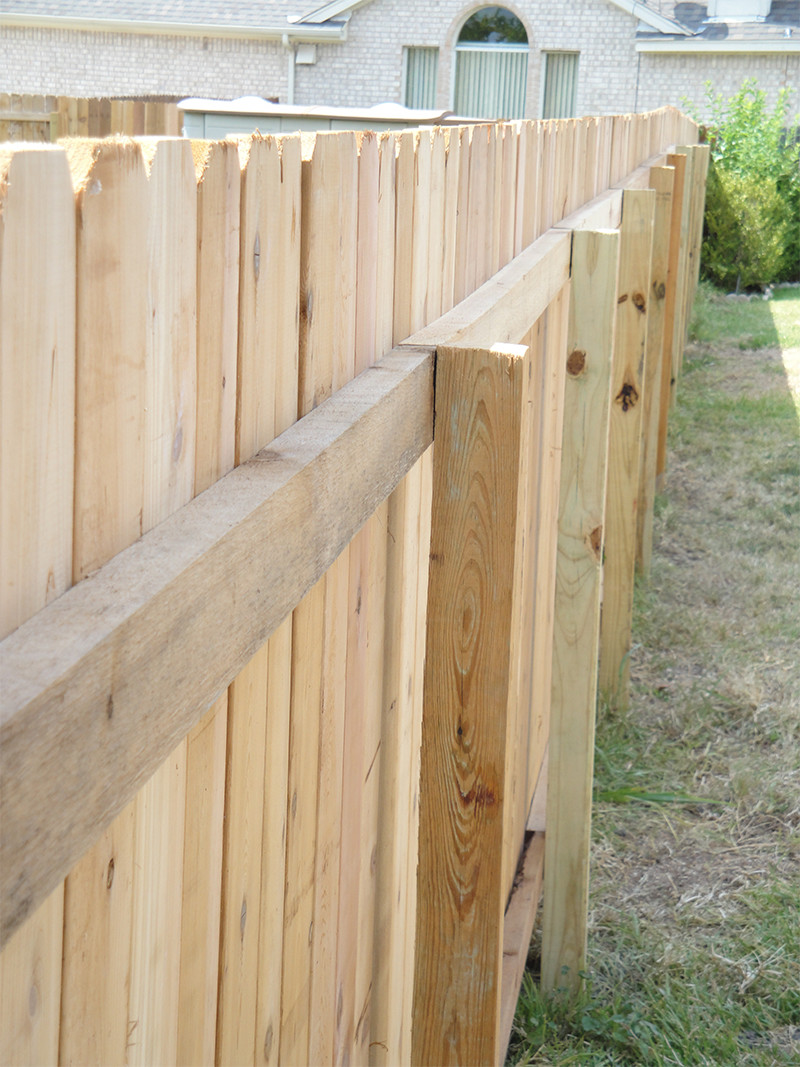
<box><xmin>294</xmin><ymin>0</ymin><xmax>640</xmax><ymax>117</ymax></box>
<box><xmin>1</xmin><ymin>6</ymin><xmax>796</xmax><ymax>122</ymax></box>
<box><xmin>0</xmin><ymin>25</ymin><xmax>287</xmax><ymax>100</ymax></box>
<box><xmin>637</xmin><ymin>53</ymin><xmax>800</xmax><ymax>119</ymax></box>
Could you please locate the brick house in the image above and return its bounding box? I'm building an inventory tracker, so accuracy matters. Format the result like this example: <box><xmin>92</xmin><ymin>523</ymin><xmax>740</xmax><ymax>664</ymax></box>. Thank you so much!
<box><xmin>1</xmin><ymin>1</ymin><xmax>798</xmax><ymax>120</ymax></box>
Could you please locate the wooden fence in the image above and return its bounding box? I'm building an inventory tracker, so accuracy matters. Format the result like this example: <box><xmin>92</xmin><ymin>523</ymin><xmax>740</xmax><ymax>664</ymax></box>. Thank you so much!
<box><xmin>0</xmin><ymin>93</ymin><xmax>182</xmax><ymax>141</ymax></box>
<box><xmin>0</xmin><ymin>108</ymin><xmax>708</xmax><ymax>1066</ymax></box>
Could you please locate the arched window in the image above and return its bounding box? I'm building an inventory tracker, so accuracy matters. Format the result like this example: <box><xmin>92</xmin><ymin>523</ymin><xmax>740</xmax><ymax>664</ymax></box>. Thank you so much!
<box><xmin>454</xmin><ymin>7</ymin><xmax>528</xmax><ymax>119</ymax></box>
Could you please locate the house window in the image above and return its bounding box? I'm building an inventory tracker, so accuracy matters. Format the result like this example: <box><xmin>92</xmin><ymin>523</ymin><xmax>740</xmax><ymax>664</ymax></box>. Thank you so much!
<box><xmin>453</xmin><ymin>7</ymin><xmax>528</xmax><ymax>120</ymax></box>
<box><xmin>404</xmin><ymin>46</ymin><xmax>439</xmax><ymax>109</ymax></box>
<box><xmin>542</xmin><ymin>52</ymin><xmax>579</xmax><ymax>119</ymax></box>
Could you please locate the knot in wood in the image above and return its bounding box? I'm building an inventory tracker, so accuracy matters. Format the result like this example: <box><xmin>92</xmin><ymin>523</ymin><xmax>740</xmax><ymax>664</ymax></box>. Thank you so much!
<box><xmin>588</xmin><ymin>525</ymin><xmax>603</xmax><ymax>561</ymax></box>
<box><xmin>653</xmin><ymin>280</ymin><xmax>666</xmax><ymax>300</ymax></box>
<box><xmin>632</xmin><ymin>291</ymin><xmax>646</xmax><ymax>313</ymax></box>
<box><xmin>615</xmin><ymin>381</ymin><xmax>639</xmax><ymax>412</ymax></box>
<box><xmin>566</xmin><ymin>349</ymin><xmax>587</xmax><ymax>377</ymax></box>
<box><xmin>253</xmin><ymin>232</ymin><xmax>261</xmax><ymax>281</ymax></box>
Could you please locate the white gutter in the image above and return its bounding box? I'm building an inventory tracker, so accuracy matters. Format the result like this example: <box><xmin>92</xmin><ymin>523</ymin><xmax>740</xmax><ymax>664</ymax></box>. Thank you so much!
<box><xmin>636</xmin><ymin>36</ymin><xmax>800</xmax><ymax>51</ymax></box>
<box><xmin>608</xmin><ymin>0</ymin><xmax>692</xmax><ymax>36</ymax></box>
<box><xmin>0</xmin><ymin>11</ymin><xmax>347</xmax><ymax>42</ymax></box>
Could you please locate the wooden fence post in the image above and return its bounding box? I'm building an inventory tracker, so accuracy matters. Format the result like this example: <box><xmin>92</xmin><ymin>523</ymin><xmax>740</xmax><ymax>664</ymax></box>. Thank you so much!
<box><xmin>413</xmin><ymin>341</ymin><xmax>530</xmax><ymax>1067</ymax></box>
<box><xmin>676</xmin><ymin>144</ymin><xmax>711</xmax><ymax>335</ymax></box>
<box><xmin>670</xmin><ymin>148</ymin><xmax>695</xmax><ymax>399</ymax></box>
<box><xmin>637</xmin><ymin>165</ymin><xmax>675</xmax><ymax>576</ymax></box>
<box><xmin>656</xmin><ymin>151</ymin><xmax>687</xmax><ymax>483</ymax></box>
<box><xmin>599</xmin><ymin>189</ymin><xmax>655</xmax><ymax>706</ymax></box>
<box><xmin>541</xmin><ymin>229</ymin><xmax>619</xmax><ymax>995</ymax></box>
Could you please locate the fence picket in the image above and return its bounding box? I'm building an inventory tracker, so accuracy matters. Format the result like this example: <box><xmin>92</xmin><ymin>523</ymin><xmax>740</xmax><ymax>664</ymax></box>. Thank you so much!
<box><xmin>0</xmin><ymin>144</ymin><xmax>75</xmax><ymax>1067</ymax></box>
<box><xmin>255</xmin><ymin>134</ymin><xmax>302</xmax><ymax>1067</ymax></box>
<box><xmin>59</xmin><ymin>139</ymin><xmax>149</xmax><ymax>1066</ymax></box>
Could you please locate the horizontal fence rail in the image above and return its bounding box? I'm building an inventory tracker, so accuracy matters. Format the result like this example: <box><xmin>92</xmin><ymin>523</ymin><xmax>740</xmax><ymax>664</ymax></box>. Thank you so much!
<box><xmin>0</xmin><ymin>109</ymin><xmax>708</xmax><ymax>1066</ymax></box>
<box><xmin>1</xmin><ymin>349</ymin><xmax>434</xmax><ymax>947</ymax></box>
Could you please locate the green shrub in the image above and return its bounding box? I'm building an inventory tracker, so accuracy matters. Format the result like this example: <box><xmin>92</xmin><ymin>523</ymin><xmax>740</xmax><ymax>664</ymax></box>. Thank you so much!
<box><xmin>688</xmin><ymin>80</ymin><xmax>800</xmax><ymax>288</ymax></box>
<box><xmin>702</xmin><ymin>165</ymin><xmax>790</xmax><ymax>291</ymax></box>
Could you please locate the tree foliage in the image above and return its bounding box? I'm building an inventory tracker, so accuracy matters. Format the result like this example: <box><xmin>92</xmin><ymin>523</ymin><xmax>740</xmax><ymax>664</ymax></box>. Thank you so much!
<box><xmin>690</xmin><ymin>80</ymin><xmax>799</xmax><ymax>289</ymax></box>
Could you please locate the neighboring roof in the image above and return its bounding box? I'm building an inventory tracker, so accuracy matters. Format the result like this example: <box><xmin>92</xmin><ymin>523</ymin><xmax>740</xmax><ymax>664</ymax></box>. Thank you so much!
<box><xmin>291</xmin><ymin>0</ymin><xmax>371</xmax><ymax>23</ymax></box>
<box><xmin>0</xmin><ymin>1</ymin><xmax>347</xmax><ymax>40</ymax></box>
<box><xmin>636</xmin><ymin>0</ymin><xmax>800</xmax><ymax>45</ymax></box>
<box><xmin>2</xmin><ymin>2</ymin><xmax>296</xmax><ymax>25</ymax></box>
<box><xmin>4</xmin><ymin>0</ymin><xmax>798</xmax><ymax>46</ymax></box>
<box><xmin>608</xmin><ymin>0</ymin><xmax>692</xmax><ymax>33</ymax></box>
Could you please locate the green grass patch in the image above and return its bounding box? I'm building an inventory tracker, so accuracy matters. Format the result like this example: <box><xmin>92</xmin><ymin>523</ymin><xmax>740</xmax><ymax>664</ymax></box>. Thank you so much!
<box><xmin>507</xmin><ymin>286</ymin><xmax>800</xmax><ymax>1066</ymax></box>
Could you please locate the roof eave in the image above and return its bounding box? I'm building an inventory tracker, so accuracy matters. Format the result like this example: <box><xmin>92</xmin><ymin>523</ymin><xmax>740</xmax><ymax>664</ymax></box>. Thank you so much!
<box><xmin>0</xmin><ymin>11</ymin><xmax>348</xmax><ymax>42</ymax></box>
<box><xmin>292</xmin><ymin>0</ymin><xmax>372</xmax><ymax>25</ymax></box>
<box><xmin>608</xmin><ymin>0</ymin><xmax>693</xmax><ymax>35</ymax></box>
<box><xmin>636</xmin><ymin>35</ymin><xmax>800</xmax><ymax>50</ymax></box>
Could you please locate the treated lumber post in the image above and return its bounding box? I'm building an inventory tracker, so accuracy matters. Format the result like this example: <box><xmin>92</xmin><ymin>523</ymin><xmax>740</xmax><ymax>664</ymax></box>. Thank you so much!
<box><xmin>670</xmin><ymin>147</ymin><xmax>695</xmax><ymax>396</ymax></box>
<box><xmin>0</xmin><ymin>143</ymin><xmax>76</xmax><ymax>1067</ymax></box>
<box><xmin>599</xmin><ymin>189</ymin><xmax>655</xmax><ymax>707</ymax></box>
<box><xmin>656</xmin><ymin>152</ymin><xmax>687</xmax><ymax>482</ymax></box>
<box><xmin>413</xmin><ymin>341</ymin><xmax>530</xmax><ymax>1067</ymax></box>
<box><xmin>525</xmin><ymin>283</ymin><xmax>570</xmax><ymax>821</ymax></box>
<box><xmin>541</xmin><ymin>229</ymin><xmax>620</xmax><ymax>996</ymax></box>
<box><xmin>680</xmin><ymin>144</ymin><xmax>710</xmax><ymax>324</ymax></box>
<box><xmin>637</xmin><ymin>165</ymin><xmax>675</xmax><ymax>576</ymax></box>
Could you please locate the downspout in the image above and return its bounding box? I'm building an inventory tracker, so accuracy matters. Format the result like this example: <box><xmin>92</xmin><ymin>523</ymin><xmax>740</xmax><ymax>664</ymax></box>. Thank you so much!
<box><xmin>634</xmin><ymin>48</ymin><xmax>641</xmax><ymax>112</ymax></box>
<box><xmin>283</xmin><ymin>34</ymin><xmax>296</xmax><ymax>105</ymax></box>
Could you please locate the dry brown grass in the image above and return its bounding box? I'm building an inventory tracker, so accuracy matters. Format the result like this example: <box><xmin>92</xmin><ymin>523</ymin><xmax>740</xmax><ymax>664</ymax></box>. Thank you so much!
<box><xmin>509</xmin><ymin>286</ymin><xmax>800</xmax><ymax>1066</ymax></box>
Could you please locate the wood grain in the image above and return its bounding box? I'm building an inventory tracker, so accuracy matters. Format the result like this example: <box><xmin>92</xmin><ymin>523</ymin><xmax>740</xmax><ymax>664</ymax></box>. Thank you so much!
<box><xmin>176</xmin><ymin>136</ymin><xmax>240</xmax><ymax>1067</ymax></box>
<box><xmin>59</xmin><ymin>137</ymin><xmax>149</xmax><ymax>1067</ymax></box>
<box><xmin>403</xmin><ymin>228</ymin><xmax>570</xmax><ymax>351</ymax></box>
<box><xmin>656</xmin><ymin>152</ymin><xmax>687</xmax><ymax>479</ymax></box>
<box><xmin>541</xmin><ymin>229</ymin><xmax>620</xmax><ymax>994</ymax></box>
<box><xmin>0</xmin><ymin>143</ymin><xmax>75</xmax><ymax>1067</ymax></box>
<box><xmin>127</xmin><ymin>136</ymin><xmax>197</xmax><ymax>1067</ymax></box>
<box><xmin>0</xmin><ymin>348</ymin><xmax>434</xmax><ymax>950</ymax></box>
<box><xmin>637</xmin><ymin>166</ymin><xmax>674</xmax><ymax>576</ymax></box>
<box><xmin>413</xmin><ymin>342</ymin><xmax>530</xmax><ymax>1067</ymax></box>
<box><xmin>599</xmin><ymin>189</ymin><xmax>655</xmax><ymax>705</ymax></box>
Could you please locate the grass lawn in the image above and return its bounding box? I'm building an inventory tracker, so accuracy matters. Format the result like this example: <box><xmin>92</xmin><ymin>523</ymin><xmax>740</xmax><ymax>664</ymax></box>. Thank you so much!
<box><xmin>507</xmin><ymin>284</ymin><xmax>800</xmax><ymax>1066</ymax></box>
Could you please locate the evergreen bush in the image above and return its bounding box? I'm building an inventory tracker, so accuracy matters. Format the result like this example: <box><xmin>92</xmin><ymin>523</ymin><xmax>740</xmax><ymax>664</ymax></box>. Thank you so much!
<box><xmin>689</xmin><ymin>80</ymin><xmax>800</xmax><ymax>289</ymax></box>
